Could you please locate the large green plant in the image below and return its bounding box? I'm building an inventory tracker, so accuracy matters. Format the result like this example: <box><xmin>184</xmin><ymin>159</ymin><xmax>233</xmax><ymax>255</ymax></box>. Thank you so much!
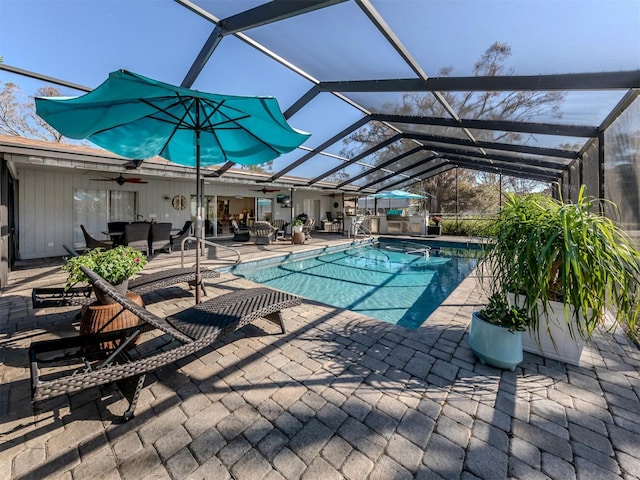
<box><xmin>479</xmin><ymin>186</ymin><xmax>640</xmax><ymax>340</ymax></box>
<box><xmin>62</xmin><ymin>246</ymin><xmax>147</xmax><ymax>289</ymax></box>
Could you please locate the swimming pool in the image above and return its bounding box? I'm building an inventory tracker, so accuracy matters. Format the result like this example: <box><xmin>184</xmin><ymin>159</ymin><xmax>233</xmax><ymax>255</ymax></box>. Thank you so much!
<box><xmin>232</xmin><ymin>239</ymin><xmax>479</xmax><ymax>329</ymax></box>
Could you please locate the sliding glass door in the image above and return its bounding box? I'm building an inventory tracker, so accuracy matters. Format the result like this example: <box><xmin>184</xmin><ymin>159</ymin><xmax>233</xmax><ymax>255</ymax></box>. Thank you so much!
<box><xmin>73</xmin><ymin>189</ymin><xmax>137</xmax><ymax>247</ymax></box>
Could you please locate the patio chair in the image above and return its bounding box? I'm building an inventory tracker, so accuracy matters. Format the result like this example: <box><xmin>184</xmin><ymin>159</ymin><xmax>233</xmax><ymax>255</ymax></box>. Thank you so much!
<box><xmin>302</xmin><ymin>218</ymin><xmax>315</xmax><ymax>239</ymax></box>
<box><xmin>254</xmin><ymin>221</ymin><xmax>278</xmax><ymax>245</ymax></box>
<box><xmin>80</xmin><ymin>225</ymin><xmax>113</xmax><ymax>250</ymax></box>
<box><xmin>272</xmin><ymin>219</ymin><xmax>286</xmax><ymax>240</ymax></box>
<box><xmin>149</xmin><ymin>222</ymin><xmax>172</xmax><ymax>255</ymax></box>
<box><xmin>231</xmin><ymin>219</ymin><xmax>250</xmax><ymax>242</ymax></box>
<box><xmin>123</xmin><ymin>222</ymin><xmax>150</xmax><ymax>255</ymax></box>
<box><xmin>29</xmin><ymin>264</ymin><xmax>301</xmax><ymax>421</ymax></box>
<box><xmin>169</xmin><ymin>220</ymin><xmax>192</xmax><ymax>252</ymax></box>
<box><xmin>107</xmin><ymin>221</ymin><xmax>129</xmax><ymax>246</ymax></box>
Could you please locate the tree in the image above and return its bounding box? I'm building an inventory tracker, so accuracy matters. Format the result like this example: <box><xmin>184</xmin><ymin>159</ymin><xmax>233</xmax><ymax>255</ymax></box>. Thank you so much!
<box><xmin>339</xmin><ymin>42</ymin><xmax>567</xmax><ymax>209</ymax></box>
<box><xmin>0</xmin><ymin>79</ymin><xmax>66</xmax><ymax>141</ymax></box>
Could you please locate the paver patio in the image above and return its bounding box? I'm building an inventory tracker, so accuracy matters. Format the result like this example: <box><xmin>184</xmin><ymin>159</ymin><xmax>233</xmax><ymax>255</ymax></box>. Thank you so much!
<box><xmin>1</xmin><ymin>235</ymin><xmax>639</xmax><ymax>480</ymax></box>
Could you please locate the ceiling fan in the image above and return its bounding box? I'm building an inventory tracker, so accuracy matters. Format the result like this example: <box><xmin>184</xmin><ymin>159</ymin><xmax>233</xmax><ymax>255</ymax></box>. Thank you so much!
<box><xmin>91</xmin><ymin>174</ymin><xmax>149</xmax><ymax>185</ymax></box>
<box><xmin>251</xmin><ymin>187</ymin><xmax>280</xmax><ymax>193</ymax></box>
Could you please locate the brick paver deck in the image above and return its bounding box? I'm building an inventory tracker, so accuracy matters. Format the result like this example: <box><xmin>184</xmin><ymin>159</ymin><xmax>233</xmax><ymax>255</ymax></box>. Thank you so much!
<box><xmin>1</xmin><ymin>235</ymin><xmax>639</xmax><ymax>479</ymax></box>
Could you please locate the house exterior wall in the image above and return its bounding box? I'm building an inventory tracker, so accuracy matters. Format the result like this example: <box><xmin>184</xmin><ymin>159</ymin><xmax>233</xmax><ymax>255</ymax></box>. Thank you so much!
<box><xmin>14</xmin><ymin>165</ymin><xmax>329</xmax><ymax>259</ymax></box>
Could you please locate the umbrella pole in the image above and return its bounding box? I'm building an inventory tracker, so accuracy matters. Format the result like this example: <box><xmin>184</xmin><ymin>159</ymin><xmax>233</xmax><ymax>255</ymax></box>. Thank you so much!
<box><xmin>195</xmin><ymin>129</ymin><xmax>202</xmax><ymax>304</ymax></box>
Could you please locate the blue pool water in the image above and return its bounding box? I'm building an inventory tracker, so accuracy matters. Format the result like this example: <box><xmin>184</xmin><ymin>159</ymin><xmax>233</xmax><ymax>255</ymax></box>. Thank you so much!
<box><xmin>233</xmin><ymin>240</ymin><xmax>478</xmax><ymax>329</ymax></box>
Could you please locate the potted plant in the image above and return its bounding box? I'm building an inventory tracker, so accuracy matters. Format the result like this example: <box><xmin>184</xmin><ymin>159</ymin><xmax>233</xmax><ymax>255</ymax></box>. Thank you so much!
<box><xmin>469</xmin><ymin>292</ymin><xmax>529</xmax><ymax>371</ymax></box>
<box><xmin>478</xmin><ymin>186</ymin><xmax>640</xmax><ymax>365</ymax></box>
<box><xmin>62</xmin><ymin>246</ymin><xmax>148</xmax><ymax>304</ymax></box>
<box><xmin>291</xmin><ymin>218</ymin><xmax>304</xmax><ymax>233</ymax></box>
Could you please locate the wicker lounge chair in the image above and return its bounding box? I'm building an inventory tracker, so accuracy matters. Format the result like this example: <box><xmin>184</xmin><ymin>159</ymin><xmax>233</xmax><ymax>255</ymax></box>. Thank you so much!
<box><xmin>29</xmin><ymin>264</ymin><xmax>301</xmax><ymax>420</ymax></box>
<box><xmin>254</xmin><ymin>221</ymin><xmax>278</xmax><ymax>245</ymax></box>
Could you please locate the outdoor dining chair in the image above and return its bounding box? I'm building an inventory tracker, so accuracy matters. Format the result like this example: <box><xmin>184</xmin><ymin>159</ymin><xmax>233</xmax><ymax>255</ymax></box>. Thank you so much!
<box><xmin>169</xmin><ymin>220</ymin><xmax>192</xmax><ymax>252</ymax></box>
<box><xmin>80</xmin><ymin>225</ymin><xmax>113</xmax><ymax>250</ymax></box>
<box><xmin>149</xmin><ymin>222</ymin><xmax>172</xmax><ymax>255</ymax></box>
<box><xmin>123</xmin><ymin>222</ymin><xmax>150</xmax><ymax>255</ymax></box>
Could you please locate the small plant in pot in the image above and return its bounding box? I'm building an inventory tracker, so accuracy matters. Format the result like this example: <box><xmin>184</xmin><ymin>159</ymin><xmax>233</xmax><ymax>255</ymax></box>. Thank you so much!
<box><xmin>291</xmin><ymin>218</ymin><xmax>304</xmax><ymax>233</ymax></box>
<box><xmin>469</xmin><ymin>292</ymin><xmax>529</xmax><ymax>371</ymax></box>
<box><xmin>478</xmin><ymin>186</ymin><xmax>640</xmax><ymax>364</ymax></box>
<box><xmin>62</xmin><ymin>246</ymin><xmax>148</xmax><ymax>304</ymax></box>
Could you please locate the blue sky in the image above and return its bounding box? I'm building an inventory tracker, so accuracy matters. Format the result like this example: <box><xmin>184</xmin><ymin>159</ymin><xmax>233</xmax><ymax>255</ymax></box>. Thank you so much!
<box><xmin>1</xmin><ymin>0</ymin><xmax>639</xmax><ymax>177</ymax></box>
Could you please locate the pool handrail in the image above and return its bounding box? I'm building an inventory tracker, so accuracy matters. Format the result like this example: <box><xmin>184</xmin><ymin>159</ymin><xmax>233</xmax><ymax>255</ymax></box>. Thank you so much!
<box><xmin>349</xmin><ymin>214</ymin><xmax>372</xmax><ymax>240</ymax></box>
<box><xmin>179</xmin><ymin>236</ymin><xmax>241</xmax><ymax>268</ymax></box>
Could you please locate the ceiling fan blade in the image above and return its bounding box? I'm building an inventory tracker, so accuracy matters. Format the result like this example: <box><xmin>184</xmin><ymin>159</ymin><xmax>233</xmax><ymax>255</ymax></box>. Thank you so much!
<box><xmin>251</xmin><ymin>188</ymin><xmax>280</xmax><ymax>193</ymax></box>
<box><xmin>90</xmin><ymin>175</ymin><xmax>148</xmax><ymax>185</ymax></box>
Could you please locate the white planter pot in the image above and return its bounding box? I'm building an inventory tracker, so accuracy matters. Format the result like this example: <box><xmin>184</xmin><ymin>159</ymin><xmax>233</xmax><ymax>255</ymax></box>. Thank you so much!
<box><xmin>509</xmin><ymin>293</ymin><xmax>587</xmax><ymax>366</ymax></box>
<box><xmin>292</xmin><ymin>225</ymin><xmax>303</xmax><ymax>233</ymax></box>
<box><xmin>469</xmin><ymin>312</ymin><xmax>523</xmax><ymax>371</ymax></box>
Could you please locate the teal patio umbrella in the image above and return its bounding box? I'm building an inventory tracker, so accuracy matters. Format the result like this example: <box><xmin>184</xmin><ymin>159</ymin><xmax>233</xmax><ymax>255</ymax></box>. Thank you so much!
<box><xmin>36</xmin><ymin>69</ymin><xmax>310</xmax><ymax>303</ymax></box>
<box><xmin>372</xmin><ymin>190</ymin><xmax>424</xmax><ymax>200</ymax></box>
<box><xmin>372</xmin><ymin>190</ymin><xmax>424</xmax><ymax>213</ymax></box>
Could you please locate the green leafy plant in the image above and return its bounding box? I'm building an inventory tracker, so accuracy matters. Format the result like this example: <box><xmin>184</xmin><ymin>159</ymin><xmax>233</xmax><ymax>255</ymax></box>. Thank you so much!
<box><xmin>292</xmin><ymin>219</ymin><xmax>304</xmax><ymax>227</ymax></box>
<box><xmin>478</xmin><ymin>292</ymin><xmax>529</xmax><ymax>333</ymax></box>
<box><xmin>479</xmin><ymin>186</ymin><xmax>640</xmax><ymax>340</ymax></box>
<box><xmin>62</xmin><ymin>246</ymin><xmax>147</xmax><ymax>289</ymax></box>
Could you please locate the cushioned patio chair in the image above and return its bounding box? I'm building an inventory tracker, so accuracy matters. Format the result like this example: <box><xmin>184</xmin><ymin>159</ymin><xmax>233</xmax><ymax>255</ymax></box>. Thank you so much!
<box><xmin>149</xmin><ymin>222</ymin><xmax>172</xmax><ymax>255</ymax></box>
<box><xmin>253</xmin><ymin>221</ymin><xmax>278</xmax><ymax>245</ymax></box>
<box><xmin>81</xmin><ymin>225</ymin><xmax>113</xmax><ymax>250</ymax></box>
<box><xmin>29</xmin><ymin>264</ymin><xmax>301</xmax><ymax>420</ymax></box>
<box><xmin>231</xmin><ymin>219</ymin><xmax>251</xmax><ymax>242</ymax></box>
<box><xmin>123</xmin><ymin>222</ymin><xmax>150</xmax><ymax>255</ymax></box>
<box><xmin>169</xmin><ymin>220</ymin><xmax>193</xmax><ymax>252</ymax></box>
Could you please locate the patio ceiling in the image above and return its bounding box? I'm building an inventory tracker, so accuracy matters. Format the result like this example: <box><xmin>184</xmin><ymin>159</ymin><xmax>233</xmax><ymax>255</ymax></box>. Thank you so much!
<box><xmin>1</xmin><ymin>0</ymin><xmax>639</xmax><ymax>194</ymax></box>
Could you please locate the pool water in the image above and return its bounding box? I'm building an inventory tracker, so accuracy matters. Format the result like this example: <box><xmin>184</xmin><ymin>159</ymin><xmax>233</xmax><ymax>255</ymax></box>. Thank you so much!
<box><xmin>233</xmin><ymin>240</ymin><xmax>478</xmax><ymax>329</ymax></box>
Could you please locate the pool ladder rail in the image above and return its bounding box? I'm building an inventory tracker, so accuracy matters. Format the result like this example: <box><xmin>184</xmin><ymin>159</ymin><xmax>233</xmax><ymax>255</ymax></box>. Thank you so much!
<box><xmin>349</xmin><ymin>215</ymin><xmax>372</xmax><ymax>240</ymax></box>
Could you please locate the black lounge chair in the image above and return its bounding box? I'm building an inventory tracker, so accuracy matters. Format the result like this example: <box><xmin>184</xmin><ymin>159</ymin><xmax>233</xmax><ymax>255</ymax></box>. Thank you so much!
<box><xmin>29</xmin><ymin>264</ymin><xmax>301</xmax><ymax>421</ymax></box>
